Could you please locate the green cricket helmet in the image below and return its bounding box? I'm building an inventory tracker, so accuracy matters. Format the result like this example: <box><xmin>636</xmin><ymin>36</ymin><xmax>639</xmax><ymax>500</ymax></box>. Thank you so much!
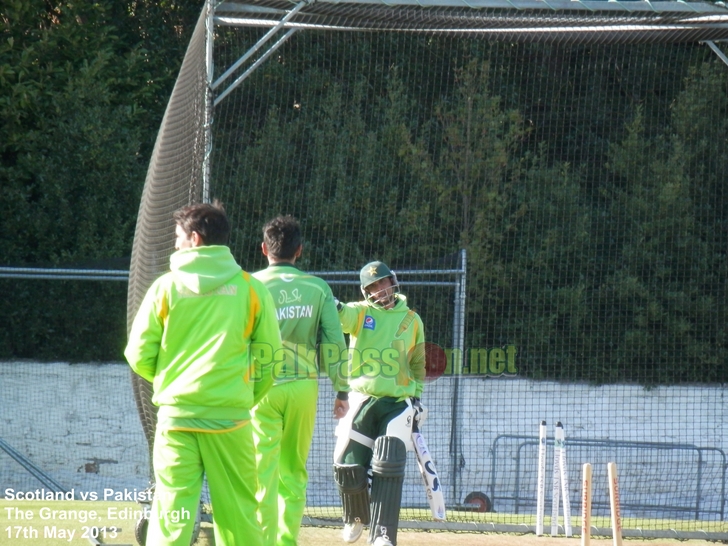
<box><xmin>360</xmin><ymin>261</ymin><xmax>400</xmax><ymax>307</ymax></box>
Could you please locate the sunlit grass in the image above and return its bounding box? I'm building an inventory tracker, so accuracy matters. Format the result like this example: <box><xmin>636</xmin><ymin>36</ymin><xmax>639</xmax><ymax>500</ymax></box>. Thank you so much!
<box><xmin>2</xmin><ymin>500</ymin><xmax>726</xmax><ymax>545</ymax></box>
<box><xmin>304</xmin><ymin>505</ymin><xmax>728</xmax><ymax>535</ymax></box>
<box><xmin>0</xmin><ymin>500</ymin><xmax>140</xmax><ymax>545</ymax></box>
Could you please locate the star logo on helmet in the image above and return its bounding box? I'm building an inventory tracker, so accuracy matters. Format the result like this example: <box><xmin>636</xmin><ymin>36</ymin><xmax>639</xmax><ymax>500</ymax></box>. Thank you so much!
<box><xmin>368</xmin><ymin>266</ymin><xmax>378</xmax><ymax>276</ymax></box>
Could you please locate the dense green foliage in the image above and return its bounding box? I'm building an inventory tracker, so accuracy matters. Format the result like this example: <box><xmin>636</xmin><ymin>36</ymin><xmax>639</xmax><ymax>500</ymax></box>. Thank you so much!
<box><xmin>0</xmin><ymin>0</ymin><xmax>201</xmax><ymax>360</ymax></box>
<box><xmin>0</xmin><ymin>280</ymin><xmax>128</xmax><ymax>360</ymax></box>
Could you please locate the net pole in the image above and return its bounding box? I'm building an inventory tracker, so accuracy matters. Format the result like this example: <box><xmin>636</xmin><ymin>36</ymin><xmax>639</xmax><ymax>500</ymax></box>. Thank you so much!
<box><xmin>457</xmin><ymin>249</ymin><xmax>467</xmax><ymax>504</ymax></box>
<box><xmin>203</xmin><ymin>0</ymin><xmax>214</xmax><ymax>203</ymax></box>
<box><xmin>0</xmin><ymin>438</ymin><xmax>70</xmax><ymax>494</ymax></box>
<box><xmin>449</xmin><ymin>249</ymin><xmax>467</xmax><ymax>506</ymax></box>
<box><xmin>211</xmin><ymin>0</ymin><xmax>308</xmax><ymax>91</ymax></box>
<box><xmin>705</xmin><ymin>40</ymin><xmax>728</xmax><ymax>68</ymax></box>
<box><xmin>457</xmin><ymin>249</ymin><xmax>467</xmax><ymax>364</ymax></box>
<box><xmin>213</xmin><ymin>28</ymin><xmax>298</xmax><ymax>107</ymax></box>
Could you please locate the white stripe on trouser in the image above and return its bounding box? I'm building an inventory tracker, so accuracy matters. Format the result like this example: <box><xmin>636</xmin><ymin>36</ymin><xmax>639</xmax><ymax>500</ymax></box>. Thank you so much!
<box><xmin>334</xmin><ymin>392</ymin><xmax>369</xmax><ymax>462</ymax></box>
<box><xmin>334</xmin><ymin>393</ymin><xmax>416</xmax><ymax>463</ymax></box>
<box><xmin>350</xmin><ymin>429</ymin><xmax>376</xmax><ymax>448</ymax></box>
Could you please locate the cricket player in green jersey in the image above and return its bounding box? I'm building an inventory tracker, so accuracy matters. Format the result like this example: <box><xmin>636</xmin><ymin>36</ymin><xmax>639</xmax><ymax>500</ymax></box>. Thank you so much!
<box><xmin>125</xmin><ymin>201</ymin><xmax>282</xmax><ymax>546</ymax></box>
<box><xmin>252</xmin><ymin>215</ymin><xmax>349</xmax><ymax>546</ymax></box>
<box><xmin>333</xmin><ymin>261</ymin><xmax>427</xmax><ymax>546</ymax></box>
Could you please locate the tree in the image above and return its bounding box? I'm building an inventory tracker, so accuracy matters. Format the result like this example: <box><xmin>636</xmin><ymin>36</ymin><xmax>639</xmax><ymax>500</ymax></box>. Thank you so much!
<box><xmin>0</xmin><ymin>0</ymin><xmax>201</xmax><ymax>359</ymax></box>
<box><xmin>603</xmin><ymin>101</ymin><xmax>726</xmax><ymax>383</ymax></box>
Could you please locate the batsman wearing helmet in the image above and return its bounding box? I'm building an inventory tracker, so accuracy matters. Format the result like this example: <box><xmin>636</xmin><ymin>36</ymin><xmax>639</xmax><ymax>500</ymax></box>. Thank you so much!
<box><xmin>333</xmin><ymin>261</ymin><xmax>426</xmax><ymax>546</ymax></box>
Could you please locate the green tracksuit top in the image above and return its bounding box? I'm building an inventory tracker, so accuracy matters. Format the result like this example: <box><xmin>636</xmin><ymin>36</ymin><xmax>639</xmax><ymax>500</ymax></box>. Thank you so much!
<box><xmin>339</xmin><ymin>295</ymin><xmax>426</xmax><ymax>400</ymax></box>
<box><xmin>253</xmin><ymin>263</ymin><xmax>348</xmax><ymax>391</ymax></box>
<box><xmin>124</xmin><ymin>245</ymin><xmax>282</xmax><ymax>423</ymax></box>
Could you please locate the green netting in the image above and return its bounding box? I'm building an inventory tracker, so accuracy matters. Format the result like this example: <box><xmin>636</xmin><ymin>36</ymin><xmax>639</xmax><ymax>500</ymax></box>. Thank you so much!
<box><xmin>203</xmin><ymin>29</ymin><xmax>728</xmax><ymax>537</ymax></box>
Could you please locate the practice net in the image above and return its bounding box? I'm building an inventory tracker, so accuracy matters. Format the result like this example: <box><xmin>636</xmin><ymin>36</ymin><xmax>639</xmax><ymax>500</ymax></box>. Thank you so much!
<box><xmin>121</xmin><ymin>0</ymin><xmax>728</xmax><ymax>540</ymax></box>
<box><xmin>200</xmin><ymin>12</ymin><xmax>728</xmax><ymax>538</ymax></box>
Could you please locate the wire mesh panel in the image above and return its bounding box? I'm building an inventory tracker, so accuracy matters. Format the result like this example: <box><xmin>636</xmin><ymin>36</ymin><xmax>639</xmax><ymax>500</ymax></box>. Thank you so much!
<box><xmin>126</xmin><ymin>6</ymin><xmax>210</xmax><ymax>476</ymax></box>
<box><xmin>205</xmin><ymin>27</ymin><xmax>728</xmax><ymax>537</ymax></box>
<box><xmin>119</xmin><ymin>0</ymin><xmax>728</xmax><ymax>540</ymax></box>
<box><xmin>490</xmin><ymin>435</ymin><xmax>726</xmax><ymax>520</ymax></box>
<box><xmin>211</xmin><ymin>29</ymin><xmax>728</xmax><ymax>381</ymax></box>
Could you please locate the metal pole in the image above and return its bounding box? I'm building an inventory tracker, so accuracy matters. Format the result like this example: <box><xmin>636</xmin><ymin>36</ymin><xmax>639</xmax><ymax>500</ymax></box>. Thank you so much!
<box><xmin>211</xmin><ymin>0</ymin><xmax>309</xmax><ymax>90</ymax></box>
<box><xmin>706</xmin><ymin>41</ymin><xmax>728</xmax><ymax>68</ymax></box>
<box><xmin>459</xmin><ymin>249</ymin><xmax>467</xmax><ymax>366</ymax></box>
<box><xmin>202</xmin><ymin>0</ymin><xmax>215</xmax><ymax>203</ymax></box>
<box><xmin>214</xmin><ymin>29</ymin><xmax>298</xmax><ymax>107</ymax></box>
<box><xmin>449</xmin><ymin>249</ymin><xmax>467</xmax><ymax>506</ymax></box>
<box><xmin>0</xmin><ymin>438</ymin><xmax>70</xmax><ymax>494</ymax></box>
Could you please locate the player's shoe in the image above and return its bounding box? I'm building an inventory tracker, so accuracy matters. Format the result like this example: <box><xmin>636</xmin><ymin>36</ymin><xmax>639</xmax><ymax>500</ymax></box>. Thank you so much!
<box><xmin>372</xmin><ymin>537</ymin><xmax>393</xmax><ymax>546</ymax></box>
<box><xmin>342</xmin><ymin>521</ymin><xmax>363</xmax><ymax>543</ymax></box>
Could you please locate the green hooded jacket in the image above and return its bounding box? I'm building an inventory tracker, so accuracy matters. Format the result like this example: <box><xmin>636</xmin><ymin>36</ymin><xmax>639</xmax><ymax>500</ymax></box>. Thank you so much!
<box><xmin>124</xmin><ymin>245</ymin><xmax>282</xmax><ymax>423</ymax></box>
<box><xmin>339</xmin><ymin>295</ymin><xmax>425</xmax><ymax>400</ymax></box>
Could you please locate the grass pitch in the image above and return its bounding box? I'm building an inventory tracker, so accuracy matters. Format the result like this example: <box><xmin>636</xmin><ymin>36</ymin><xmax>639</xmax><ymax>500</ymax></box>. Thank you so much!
<box><xmin>1</xmin><ymin>500</ymin><xmax>139</xmax><ymax>545</ymax></box>
<box><xmin>1</xmin><ymin>501</ymin><xmax>724</xmax><ymax>545</ymax></box>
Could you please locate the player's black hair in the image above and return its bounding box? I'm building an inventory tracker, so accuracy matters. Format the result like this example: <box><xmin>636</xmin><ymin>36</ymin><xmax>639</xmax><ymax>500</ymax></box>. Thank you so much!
<box><xmin>262</xmin><ymin>215</ymin><xmax>302</xmax><ymax>260</ymax></box>
<box><xmin>173</xmin><ymin>199</ymin><xmax>230</xmax><ymax>246</ymax></box>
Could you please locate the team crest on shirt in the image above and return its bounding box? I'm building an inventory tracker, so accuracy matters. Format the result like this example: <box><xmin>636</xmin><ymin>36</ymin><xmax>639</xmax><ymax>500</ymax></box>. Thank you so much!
<box><xmin>278</xmin><ymin>288</ymin><xmax>302</xmax><ymax>304</ymax></box>
<box><xmin>363</xmin><ymin>315</ymin><xmax>376</xmax><ymax>330</ymax></box>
